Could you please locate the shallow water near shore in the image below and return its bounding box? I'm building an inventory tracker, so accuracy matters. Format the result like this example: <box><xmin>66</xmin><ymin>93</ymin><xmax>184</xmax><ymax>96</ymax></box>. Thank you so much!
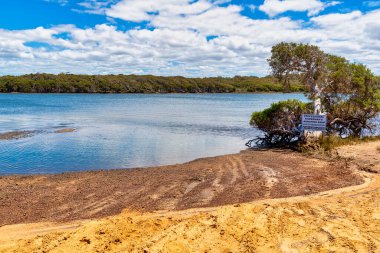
<box><xmin>0</xmin><ymin>93</ymin><xmax>306</xmax><ymax>175</ymax></box>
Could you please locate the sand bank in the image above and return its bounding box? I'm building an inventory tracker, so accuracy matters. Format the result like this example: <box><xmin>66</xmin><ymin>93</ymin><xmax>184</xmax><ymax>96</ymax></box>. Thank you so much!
<box><xmin>0</xmin><ymin>131</ymin><xmax>33</xmax><ymax>140</ymax></box>
<box><xmin>0</xmin><ymin>128</ymin><xmax>76</xmax><ymax>141</ymax></box>
<box><xmin>54</xmin><ymin>128</ymin><xmax>76</xmax><ymax>134</ymax></box>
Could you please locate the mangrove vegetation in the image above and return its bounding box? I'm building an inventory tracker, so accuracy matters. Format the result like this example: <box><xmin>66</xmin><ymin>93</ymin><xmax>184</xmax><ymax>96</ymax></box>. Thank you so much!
<box><xmin>0</xmin><ymin>74</ymin><xmax>305</xmax><ymax>93</ymax></box>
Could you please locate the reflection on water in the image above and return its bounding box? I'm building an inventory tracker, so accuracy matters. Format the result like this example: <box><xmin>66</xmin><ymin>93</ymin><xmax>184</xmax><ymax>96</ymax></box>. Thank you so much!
<box><xmin>0</xmin><ymin>93</ymin><xmax>306</xmax><ymax>174</ymax></box>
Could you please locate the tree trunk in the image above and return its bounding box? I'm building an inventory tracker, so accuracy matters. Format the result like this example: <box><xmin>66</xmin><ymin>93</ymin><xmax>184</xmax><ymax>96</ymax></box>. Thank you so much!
<box><xmin>314</xmin><ymin>83</ymin><xmax>322</xmax><ymax>115</ymax></box>
<box><xmin>304</xmin><ymin>83</ymin><xmax>323</xmax><ymax>140</ymax></box>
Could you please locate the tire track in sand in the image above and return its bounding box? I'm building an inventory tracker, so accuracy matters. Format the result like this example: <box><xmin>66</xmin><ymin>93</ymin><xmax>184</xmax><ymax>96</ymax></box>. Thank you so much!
<box><xmin>229</xmin><ymin>156</ymin><xmax>249</xmax><ymax>184</ymax></box>
<box><xmin>200</xmin><ymin>156</ymin><xmax>249</xmax><ymax>205</ymax></box>
<box><xmin>258</xmin><ymin>167</ymin><xmax>279</xmax><ymax>197</ymax></box>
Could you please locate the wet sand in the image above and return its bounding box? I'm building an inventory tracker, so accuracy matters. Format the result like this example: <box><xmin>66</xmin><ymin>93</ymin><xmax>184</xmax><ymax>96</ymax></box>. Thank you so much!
<box><xmin>54</xmin><ymin>128</ymin><xmax>76</xmax><ymax>134</ymax></box>
<box><xmin>0</xmin><ymin>131</ymin><xmax>32</xmax><ymax>140</ymax></box>
<box><xmin>0</xmin><ymin>128</ymin><xmax>76</xmax><ymax>141</ymax></box>
<box><xmin>1</xmin><ymin>141</ymin><xmax>379</xmax><ymax>252</ymax></box>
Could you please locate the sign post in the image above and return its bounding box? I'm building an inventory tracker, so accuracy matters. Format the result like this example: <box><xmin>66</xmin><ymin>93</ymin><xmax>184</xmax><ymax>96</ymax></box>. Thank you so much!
<box><xmin>301</xmin><ymin>114</ymin><xmax>327</xmax><ymax>132</ymax></box>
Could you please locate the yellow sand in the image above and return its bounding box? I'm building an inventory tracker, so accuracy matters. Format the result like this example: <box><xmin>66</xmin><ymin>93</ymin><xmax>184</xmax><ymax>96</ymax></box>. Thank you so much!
<box><xmin>1</xmin><ymin>141</ymin><xmax>380</xmax><ymax>253</ymax></box>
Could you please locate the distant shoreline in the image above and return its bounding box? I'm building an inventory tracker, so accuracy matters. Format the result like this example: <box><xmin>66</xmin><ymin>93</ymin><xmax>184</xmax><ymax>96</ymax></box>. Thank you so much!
<box><xmin>0</xmin><ymin>91</ymin><xmax>302</xmax><ymax>94</ymax></box>
<box><xmin>0</xmin><ymin>73</ymin><xmax>305</xmax><ymax>93</ymax></box>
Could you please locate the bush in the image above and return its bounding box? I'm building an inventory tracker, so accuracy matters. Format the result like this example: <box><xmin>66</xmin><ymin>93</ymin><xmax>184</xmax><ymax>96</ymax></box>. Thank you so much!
<box><xmin>248</xmin><ymin>99</ymin><xmax>313</xmax><ymax>147</ymax></box>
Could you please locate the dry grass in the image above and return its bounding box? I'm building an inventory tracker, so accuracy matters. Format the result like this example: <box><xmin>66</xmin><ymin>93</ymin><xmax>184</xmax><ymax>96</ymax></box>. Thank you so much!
<box><xmin>319</xmin><ymin>135</ymin><xmax>380</xmax><ymax>151</ymax></box>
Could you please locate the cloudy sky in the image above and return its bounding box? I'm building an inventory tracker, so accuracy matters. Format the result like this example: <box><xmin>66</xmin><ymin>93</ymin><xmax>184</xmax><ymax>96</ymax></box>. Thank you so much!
<box><xmin>1</xmin><ymin>0</ymin><xmax>380</xmax><ymax>77</ymax></box>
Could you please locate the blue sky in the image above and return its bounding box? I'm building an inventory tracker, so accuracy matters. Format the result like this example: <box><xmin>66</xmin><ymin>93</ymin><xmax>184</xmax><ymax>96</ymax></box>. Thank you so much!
<box><xmin>1</xmin><ymin>0</ymin><xmax>380</xmax><ymax>76</ymax></box>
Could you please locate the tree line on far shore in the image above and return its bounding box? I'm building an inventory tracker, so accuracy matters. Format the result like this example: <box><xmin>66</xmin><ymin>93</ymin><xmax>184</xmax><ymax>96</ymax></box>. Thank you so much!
<box><xmin>0</xmin><ymin>74</ymin><xmax>305</xmax><ymax>93</ymax></box>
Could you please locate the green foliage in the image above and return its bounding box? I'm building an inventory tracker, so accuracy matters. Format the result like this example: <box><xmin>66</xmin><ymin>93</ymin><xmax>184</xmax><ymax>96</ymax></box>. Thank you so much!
<box><xmin>324</xmin><ymin>63</ymin><xmax>380</xmax><ymax>136</ymax></box>
<box><xmin>268</xmin><ymin>42</ymin><xmax>327</xmax><ymax>93</ymax></box>
<box><xmin>267</xmin><ymin>42</ymin><xmax>380</xmax><ymax>138</ymax></box>
<box><xmin>0</xmin><ymin>74</ymin><xmax>305</xmax><ymax>94</ymax></box>
<box><xmin>248</xmin><ymin>100</ymin><xmax>313</xmax><ymax>147</ymax></box>
<box><xmin>250</xmin><ymin>99</ymin><xmax>312</xmax><ymax>131</ymax></box>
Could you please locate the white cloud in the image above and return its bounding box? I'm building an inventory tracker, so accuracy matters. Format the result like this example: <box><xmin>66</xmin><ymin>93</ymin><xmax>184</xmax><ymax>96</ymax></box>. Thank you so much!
<box><xmin>309</xmin><ymin>9</ymin><xmax>380</xmax><ymax>66</ymax></box>
<box><xmin>76</xmin><ymin>0</ymin><xmax>117</xmax><ymax>14</ymax></box>
<box><xmin>248</xmin><ymin>5</ymin><xmax>256</xmax><ymax>12</ymax></box>
<box><xmin>1</xmin><ymin>1</ymin><xmax>380</xmax><ymax>76</ymax></box>
<box><xmin>44</xmin><ymin>0</ymin><xmax>69</xmax><ymax>6</ymax></box>
<box><xmin>364</xmin><ymin>1</ymin><xmax>380</xmax><ymax>8</ymax></box>
<box><xmin>259</xmin><ymin>0</ymin><xmax>341</xmax><ymax>17</ymax></box>
<box><xmin>310</xmin><ymin>11</ymin><xmax>362</xmax><ymax>27</ymax></box>
<box><xmin>106</xmin><ymin>0</ymin><xmax>214</xmax><ymax>22</ymax></box>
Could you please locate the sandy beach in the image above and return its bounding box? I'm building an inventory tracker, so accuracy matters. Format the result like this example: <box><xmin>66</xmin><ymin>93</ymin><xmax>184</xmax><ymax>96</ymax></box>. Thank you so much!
<box><xmin>0</xmin><ymin>141</ymin><xmax>379</xmax><ymax>252</ymax></box>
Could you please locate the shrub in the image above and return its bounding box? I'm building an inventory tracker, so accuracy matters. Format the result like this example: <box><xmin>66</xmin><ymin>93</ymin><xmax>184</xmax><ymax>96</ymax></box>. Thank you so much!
<box><xmin>248</xmin><ymin>99</ymin><xmax>313</xmax><ymax>147</ymax></box>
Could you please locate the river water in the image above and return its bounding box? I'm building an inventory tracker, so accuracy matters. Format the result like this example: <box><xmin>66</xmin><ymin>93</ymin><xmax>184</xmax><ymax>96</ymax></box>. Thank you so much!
<box><xmin>0</xmin><ymin>93</ymin><xmax>306</xmax><ymax>174</ymax></box>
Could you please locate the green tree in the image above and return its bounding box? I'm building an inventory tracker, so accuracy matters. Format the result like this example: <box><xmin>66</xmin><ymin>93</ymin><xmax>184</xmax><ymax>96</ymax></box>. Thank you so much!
<box><xmin>250</xmin><ymin>42</ymin><xmax>380</xmax><ymax>147</ymax></box>
<box><xmin>268</xmin><ymin>42</ymin><xmax>328</xmax><ymax>114</ymax></box>
<box><xmin>326</xmin><ymin>63</ymin><xmax>380</xmax><ymax>136</ymax></box>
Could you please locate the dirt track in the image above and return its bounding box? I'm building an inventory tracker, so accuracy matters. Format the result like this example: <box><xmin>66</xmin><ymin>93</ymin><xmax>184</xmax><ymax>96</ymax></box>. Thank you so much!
<box><xmin>0</xmin><ymin>141</ymin><xmax>379</xmax><ymax>253</ymax></box>
<box><xmin>0</xmin><ymin>149</ymin><xmax>362</xmax><ymax>226</ymax></box>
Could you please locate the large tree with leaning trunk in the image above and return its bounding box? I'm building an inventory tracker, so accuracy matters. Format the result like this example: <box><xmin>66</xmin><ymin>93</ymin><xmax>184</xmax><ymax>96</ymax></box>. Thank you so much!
<box><xmin>248</xmin><ymin>42</ymin><xmax>380</xmax><ymax>147</ymax></box>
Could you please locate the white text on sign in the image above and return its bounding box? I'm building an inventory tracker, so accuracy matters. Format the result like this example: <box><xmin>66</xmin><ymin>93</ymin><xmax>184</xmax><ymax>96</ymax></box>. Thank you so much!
<box><xmin>302</xmin><ymin>114</ymin><xmax>327</xmax><ymax>132</ymax></box>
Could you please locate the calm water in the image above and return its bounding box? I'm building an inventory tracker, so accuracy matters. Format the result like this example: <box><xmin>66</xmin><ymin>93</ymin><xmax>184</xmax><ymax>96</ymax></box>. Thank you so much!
<box><xmin>0</xmin><ymin>93</ymin><xmax>306</xmax><ymax>175</ymax></box>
